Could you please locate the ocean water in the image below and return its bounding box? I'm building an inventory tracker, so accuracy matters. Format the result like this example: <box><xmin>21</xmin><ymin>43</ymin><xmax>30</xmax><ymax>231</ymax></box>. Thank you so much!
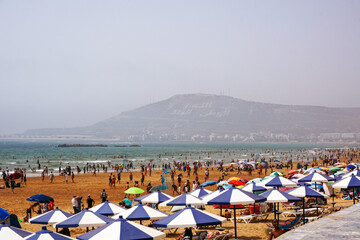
<box><xmin>0</xmin><ymin>140</ymin><xmax>346</xmax><ymax>175</ymax></box>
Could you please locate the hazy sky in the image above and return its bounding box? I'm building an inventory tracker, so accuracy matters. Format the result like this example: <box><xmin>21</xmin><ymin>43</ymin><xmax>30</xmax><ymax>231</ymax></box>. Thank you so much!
<box><xmin>1</xmin><ymin>1</ymin><xmax>360</xmax><ymax>134</ymax></box>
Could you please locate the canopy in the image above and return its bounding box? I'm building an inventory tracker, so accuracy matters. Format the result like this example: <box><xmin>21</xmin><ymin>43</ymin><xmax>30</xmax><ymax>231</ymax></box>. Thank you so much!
<box><xmin>25</xmin><ymin>226</ymin><xmax>75</xmax><ymax>240</ymax></box>
<box><xmin>54</xmin><ymin>209</ymin><xmax>114</xmax><ymax>228</ymax></box>
<box><xmin>159</xmin><ymin>193</ymin><xmax>203</xmax><ymax>206</ymax></box>
<box><xmin>152</xmin><ymin>206</ymin><xmax>226</xmax><ymax>229</ymax></box>
<box><xmin>189</xmin><ymin>188</ymin><xmax>212</xmax><ymax>198</ymax></box>
<box><xmin>77</xmin><ymin>217</ymin><xmax>166</xmax><ymax>240</ymax></box>
<box><xmin>124</xmin><ymin>187</ymin><xmax>144</xmax><ymax>195</ymax></box>
<box><xmin>298</xmin><ymin>172</ymin><xmax>333</xmax><ymax>183</ymax></box>
<box><xmin>29</xmin><ymin>207</ymin><xmax>72</xmax><ymax>225</ymax></box>
<box><xmin>265</xmin><ymin>175</ymin><xmax>297</xmax><ymax>188</ymax></box>
<box><xmin>0</xmin><ymin>208</ymin><xmax>9</xmax><ymax>220</ymax></box>
<box><xmin>134</xmin><ymin>191</ymin><xmax>172</xmax><ymax>204</ymax></box>
<box><xmin>27</xmin><ymin>194</ymin><xmax>54</xmax><ymax>203</ymax></box>
<box><xmin>112</xmin><ymin>204</ymin><xmax>168</xmax><ymax>221</ymax></box>
<box><xmin>89</xmin><ymin>201</ymin><xmax>126</xmax><ymax>216</ymax></box>
<box><xmin>0</xmin><ymin>222</ymin><xmax>32</xmax><ymax>240</ymax></box>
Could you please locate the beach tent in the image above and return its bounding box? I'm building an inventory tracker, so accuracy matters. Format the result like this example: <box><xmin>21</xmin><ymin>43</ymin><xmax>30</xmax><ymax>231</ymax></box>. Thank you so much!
<box><xmin>112</xmin><ymin>204</ymin><xmax>168</xmax><ymax>224</ymax></box>
<box><xmin>89</xmin><ymin>201</ymin><xmax>126</xmax><ymax>216</ymax></box>
<box><xmin>207</xmin><ymin>187</ymin><xmax>266</xmax><ymax>239</ymax></box>
<box><xmin>189</xmin><ymin>188</ymin><xmax>212</xmax><ymax>198</ymax></box>
<box><xmin>29</xmin><ymin>207</ymin><xmax>72</xmax><ymax>225</ymax></box>
<box><xmin>77</xmin><ymin>217</ymin><xmax>166</xmax><ymax>240</ymax></box>
<box><xmin>260</xmin><ymin>189</ymin><xmax>301</xmax><ymax>220</ymax></box>
<box><xmin>153</xmin><ymin>206</ymin><xmax>226</xmax><ymax>229</ymax></box>
<box><xmin>24</xmin><ymin>226</ymin><xmax>75</xmax><ymax>240</ymax></box>
<box><xmin>134</xmin><ymin>190</ymin><xmax>172</xmax><ymax>204</ymax></box>
<box><xmin>159</xmin><ymin>193</ymin><xmax>203</xmax><ymax>207</ymax></box>
<box><xmin>27</xmin><ymin>194</ymin><xmax>54</xmax><ymax>203</ymax></box>
<box><xmin>0</xmin><ymin>222</ymin><xmax>32</xmax><ymax>240</ymax></box>
<box><xmin>54</xmin><ymin>209</ymin><xmax>114</xmax><ymax>231</ymax></box>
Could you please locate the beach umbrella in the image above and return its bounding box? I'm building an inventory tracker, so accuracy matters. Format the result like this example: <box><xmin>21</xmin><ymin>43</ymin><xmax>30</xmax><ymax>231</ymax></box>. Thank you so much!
<box><xmin>207</xmin><ymin>187</ymin><xmax>266</xmax><ymax>239</ymax></box>
<box><xmin>329</xmin><ymin>167</ymin><xmax>342</xmax><ymax>173</ymax></box>
<box><xmin>260</xmin><ymin>189</ymin><xmax>301</xmax><ymax>220</ymax></box>
<box><xmin>189</xmin><ymin>188</ymin><xmax>212</xmax><ymax>198</ymax></box>
<box><xmin>332</xmin><ymin>174</ymin><xmax>360</xmax><ymax>204</ymax></box>
<box><xmin>27</xmin><ymin>194</ymin><xmax>54</xmax><ymax>203</ymax></box>
<box><xmin>217</xmin><ymin>180</ymin><xmax>229</xmax><ymax>187</ymax></box>
<box><xmin>256</xmin><ymin>177</ymin><xmax>274</xmax><ymax>189</ymax></box>
<box><xmin>29</xmin><ymin>207</ymin><xmax>72</xmax><ymax>225</ymax></box>
<box><xmin>342</xmin><ymin>170</ymin><xmax>360</xmax><ymax>179</ymax></box>
<box><xmin>25</xmin><ymin>226</ymin><xmax>75</xmax><ymax>240</ymax></box>
<box><xmin>153</xmin><ymin>206</ymin><xmax>226</xmax><ymax>229</ymax></box>
<box><xmin>200</xmin><ymin>181</ymin><xmax>217</xmax><ymax>187</ymax></box>
<box><xmin>201</xmin><ymin>189</ymin><xmax>223</xmax><ymax>203</ymax></box>
<box><xmin>77</xmin><ymin>217</ymin><xmax>166</xmax><ymax>240</ymax></box>
<box><xmin>54</xmin><ymin>209</ymin><xmax>114</xmax><ymax>231</ymax></box>
<box><xmin>134</xmin><ymin>191</ymin><xmax>172</xmax><ymax>204</ymax></box>
<box><xmin>286</xmin><ymin>186</ymin><xmax>327</xmax><ymax>222</ymax></box>
<box><xmin>112</xmin><ymin>204</ymin><xmax>169</xmax><ymax>224</ymax></box>
<box><xmin>270</xmin><ymin>172</ymin><xmax>284</xmax><ymax>177</ymax></box>
<box><xmin>159</xmin><ymin>193</ymin><xmax>203</xmax><ymax>206</ymax></box>
<box><xmin>241</xmin><ymin>182</ymin><xmax>267</xmax><ymax>193</ymax></box>
<box><xmin>124</xmin><ymin>187</ymin><xmax>144</xmax><ymax>195</ymax></box>
<box><xmin>228</xmin><ymin>179</ymin><xmax>245</xmax><ymax>186</ymax></box>
<box><xmin>0</xmin><ymin>222</ymin><xmax>32</xmax><ymax>240</ymax></box>
<box><xmin>247</xmin><ymin>178</ymin><xmax>262</xmax><ymax>184</ymax></box>
<box><xmin>265</xmin><ymin>175</ymin><xmax>297</xmax><ymax>188</ymax></box>
<box><xmin>149</xmin><ymin>185</ymin><xmax>167</xmax><ymax>192</ymax></box>
<box><xmin>298</xmin><ymin>172</ymin><xmax>333</xmax><ymax>184</ymax></box>
<box><xmin>7</xmin><ymin>172</ymin><xmax>21</xmax><ymax>180</ymax></box>
<box><xmin>288</xmin><ymin>170</ymin><xmax>299</xmax><ymax>175</ymax></box>
<box><xmin>89</xmin><ymin>201</ymin><xmax>126</xmax><ymax>216</ymax></box>
<box><xmin>0</xmin><ymin>208</ymin><xmax>9</xmax><ymax>220</ymax></box>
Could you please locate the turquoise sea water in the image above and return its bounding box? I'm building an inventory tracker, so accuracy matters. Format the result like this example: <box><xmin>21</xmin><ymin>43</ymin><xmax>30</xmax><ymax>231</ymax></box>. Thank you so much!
<box><xmin>0</xmin><ymin>140</ymin><xmax>346</xmax><ymax>175</ymax></box>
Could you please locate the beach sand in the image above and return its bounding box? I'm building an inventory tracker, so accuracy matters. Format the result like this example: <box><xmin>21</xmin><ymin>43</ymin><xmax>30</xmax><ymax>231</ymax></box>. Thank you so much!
<box><xmin>0</xmin><ymin>159</ymin><xmax>356</xmax><ymax>240</ymax></box>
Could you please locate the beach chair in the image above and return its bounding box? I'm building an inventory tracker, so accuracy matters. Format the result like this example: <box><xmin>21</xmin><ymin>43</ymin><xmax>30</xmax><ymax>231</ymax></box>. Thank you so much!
<box><xmin>230</xmin><ymin>214</ymin><xmax>258</xmax><ymax>224</ymax></box>
<box><xmin>193</xmin><ymin>231</ymin><xmax>207</xmax><ymax>240</ymax></box>
<box><xmin>278</xmin><ymin>215</ymin><xmax>302</xmax><ymax>230</ymax></box>
<box><xmin>281</xmin><ymin>211</ymin><xmax>298</xmax><ymax>218</ymax></box>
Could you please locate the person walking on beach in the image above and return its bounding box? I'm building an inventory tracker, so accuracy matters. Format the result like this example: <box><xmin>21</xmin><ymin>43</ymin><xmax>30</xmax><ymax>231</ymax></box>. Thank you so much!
<box><xmin>87</xmin><ymin>194</ymin><xmax>95</xmax><ymax>209</ymax></box>
<box><xmin>71</xmin><ymin>172</ymin><xmax>75</xmax><ymax>183</ymax></box>
<box><xmin>49</xmin><ymin>171</ymin><xmax>54</xmax><ymax>183</ymax></box>
<box><xmin>117</xmin><ymin>172</ymin><xmax>121</xmax><ymax>183</ymax></box>
<box><xmin>100</xmin><ymin>189</ymin><xmax>107</xmax><ymax>202</ymax></box>
<box><xmin>64</xmin><ymin>173</ymin><xmax>68</xmax><ymax>184</ymax></box>
<box><xmin>129</xmin><ymin>172</ymin><xmax>133</xmax><ymax>182</ymax></box>
<box><xmin>72</xmin><ymin>196</ymin><xmax>81</xmax><ymax>214</ymax></box>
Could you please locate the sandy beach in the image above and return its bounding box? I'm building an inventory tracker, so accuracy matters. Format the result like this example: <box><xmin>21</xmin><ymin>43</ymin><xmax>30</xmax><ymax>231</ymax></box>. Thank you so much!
<box><xmin>0</xmin><ymin>155</ymin><xmax>357</xmax><ymax>240</ymax></box>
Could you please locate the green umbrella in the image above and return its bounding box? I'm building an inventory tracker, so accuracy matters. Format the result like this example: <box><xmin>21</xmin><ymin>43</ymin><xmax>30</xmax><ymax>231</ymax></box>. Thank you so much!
<box><xmin>150</xmin><ymin>185</ymin><xmax>168</xmax><ymax>192</ymax></box>
<box><xmin>124</xmin><ymin>187</ymin><xmax>145</xmax><ymax>195</ymax></box>
<box><xmin>329</xmin><ymin>167</ymin><xmax>342</xmax><ymax>172</ymax></box>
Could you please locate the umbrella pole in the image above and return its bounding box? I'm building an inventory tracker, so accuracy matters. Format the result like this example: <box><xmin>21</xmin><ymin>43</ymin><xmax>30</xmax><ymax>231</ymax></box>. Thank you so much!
<box><xmin>233</xmin><ymin>205</ymin><xmax>237</xmax><ymax>239</ymax></box>
<box><xmin>315</xmin><ymin>183</ymin><xmax>318</xmax><ymax>216</ymax></box>
<box><xmin>273</xmin><ymin>203</ymin><xmax>276</xmax><ymax>220</ymax></box>
<box><xmin>354</xmin><ymin>187</ymin><xmax>356</xmax><ymax>205</ymax></box>
<box><xmin>220</xmin><ymin>206</ymin><xmax>223</xmax><ymax>227</ymax></box>
<box><xmin>86</xmin><ymin>227</ymin><xmax>89</xmax><ymax>232</ymax></box>
<box><xmin>302</xmin><ymin>198</ymin><xmax>305</xmax><ymax>224</ymax></box>
<box><xmin>56</xmin><ymin>227</ymin><xmax>58</xmax><ymax>233</ymax></box>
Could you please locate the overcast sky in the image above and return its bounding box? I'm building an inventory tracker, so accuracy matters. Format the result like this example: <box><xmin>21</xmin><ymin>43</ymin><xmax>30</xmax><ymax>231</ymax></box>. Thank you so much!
<box><xmin>0</xmin><ymin>1</ymin><xmax>359</xmax><ymax>134</ymax></box>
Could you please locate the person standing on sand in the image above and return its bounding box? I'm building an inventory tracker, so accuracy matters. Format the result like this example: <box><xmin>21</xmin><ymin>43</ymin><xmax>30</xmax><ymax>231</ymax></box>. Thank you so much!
<box><xmin>49</xmin><ymin>171</ymin><xmax>54</xmax><ymax>183</ymax></box>
<box><xmin>71</xmin><ymin>172</ymin><xmax>75</xmax><ymax>183</ymax></box>
<box><xmin>87</xmin><ymin>195</ymin><xmax>95</xmax><ymax>209</ymax></box>
<box><xmin>64</xmin><ymin>173</ymin><xmax>68</xmax><ymax>184</ymax></box>
<box><xmin>100</xmin><ymin>189</ymin><xmax>107</xmax><ymax>202</ymax></box>
<box><xmin>72</xmin><ymin>196</ymin><xmax>81</xmax><ymax>214</ymax></box>
<box><xmin>129</xmin><ymin>172</ymin><xmax>133</xmax><ymax>182</ymax></box>
<box><xmin>117</xmin><ymin>172</ymin><xmax>121</xmax><ymax>183</ymax></box>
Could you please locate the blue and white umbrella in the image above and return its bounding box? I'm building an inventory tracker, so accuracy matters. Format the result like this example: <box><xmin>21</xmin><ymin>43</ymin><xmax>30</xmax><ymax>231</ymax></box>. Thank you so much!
<box><xmin>342</xmin><ymin>170</ymin><xmax>360</xmax><ymax>179</ymax></box>
<box><xmin>260</xmin><ymin>189</ymin><xmax>301</xmax><ymax>220</ymax></box>
<box><xmin>89</xmin><ymin>201</ymin><xmax>126</xmax><ymax>216</ymax></box>
<box><xmin>298</xmin><ymin>172</ymin><xmax>333</xmax><ymax>183</ymax></box>
<box><xmin>0</xmin><ymin>222</ymin><xmax>32</xmax><ymax>240</ymax></box>
<box><xmin>112</xmin><ymin>204</ymin><xmax>168</xmax><ymax>223</ymax></box>
<box><xmin>0</xmin><ymin>208</ymin><xmax>9</xmax><ymax>220</ymax></box>
<box><xmin>159</xmin><ymin>193</ymin><xmax>203</xmax><ymax>206</ymax></box>
<box><xmin>25</xmin><ymin>226</ymin><xmax>75</xmax><ymax>240</ymax></box>
<box><xmin>29</xmin><ymin>207</ymin><xmax>72</xmax><ymax>225</ymax></box>
<box><xmin>201</xmin><ymin>189</ymin><xmax>223</xmax><ymax>204</ymax></box>
<box><xmin>242</xmin><ymin>182</ymin><xmax>267</xmax><ymax>193</ymax></box>
<box><xmin>265</xmin><ymin>175</ymin><xmax>297</xmax><ymax>188</ymax></box>
<box><xmin>256</xmin><ymin>177</ymin><xmax>275</xmax><ymax>189</ymax></box>
<box><xmin>190</xmin><ymin>188</ymin><xmax>212</xmax><ymax>198</ymax></box>
<box><xmin>77</xmin><ymin>217</ymin><xmax>166</xmax><ymax>240</ymax></box>
<box><xmin>153</xmin><ymin>206</ymin><xmax>226</xmax><ymax>229</ymax></box>
<box><xmin>134</xmin><ymin>191</ymin><xmax>173</xmax><ymax>204</ymax></box>
<box><xmin>286</xmin><ymin>186</ymin><xmax>327</xmax><ymax>221</ymax></box>
<box><xmin>207</xmin><ymin>187</ymin><xmax>266</xmax><ymax>239</ymax></box>
<box><xmin>332</xmin><ymin>174</ymin><xmax>360</xmax><ymax>204</ymax></box>
<box><xmin>54</xmin><ymin>209</ymin><xmax>114</xmax><ymax>229</ymax></box>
